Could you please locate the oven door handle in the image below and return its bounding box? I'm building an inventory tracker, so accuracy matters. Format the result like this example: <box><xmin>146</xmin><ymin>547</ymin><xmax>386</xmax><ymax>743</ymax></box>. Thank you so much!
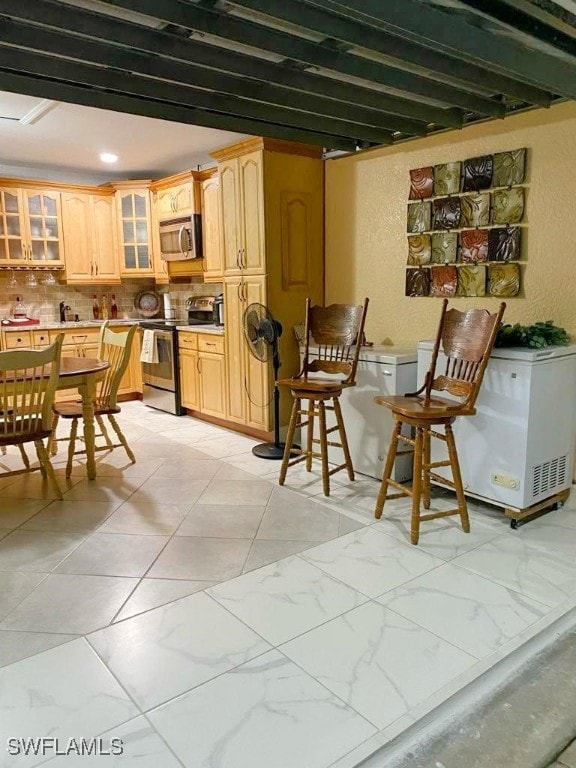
<box><xmin>178</xmin><ymin>225</ymin><xmax>189</xmax><ymax>257</ymax></box>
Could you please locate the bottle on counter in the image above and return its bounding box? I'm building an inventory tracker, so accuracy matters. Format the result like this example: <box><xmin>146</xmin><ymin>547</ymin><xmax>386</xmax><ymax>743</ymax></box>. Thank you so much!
<box><xmin>110</xmin><ymin>294</ymin><xmax>118</xmax><ymax>320</ymax></box>
<box><xmin>101</xmin><ymin>294</ymin><xmax>109</xmax><ymax>321</ymax></box>
<box><xmin>92</xmin><ymin>295</ymin><xmax>100</xmax><ymax>320</ymax></box>
<box><xmin>13</xmin><ymin>296</ymin><xmax>27</xmax><ymax>319</ymax></box>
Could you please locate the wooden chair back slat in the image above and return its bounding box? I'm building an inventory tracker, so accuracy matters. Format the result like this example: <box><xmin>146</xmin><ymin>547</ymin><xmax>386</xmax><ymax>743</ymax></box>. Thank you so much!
<box><xmin>94</xmin><ymin>322</ymin><xmax>137</xmax><ymax>411</ymax></box>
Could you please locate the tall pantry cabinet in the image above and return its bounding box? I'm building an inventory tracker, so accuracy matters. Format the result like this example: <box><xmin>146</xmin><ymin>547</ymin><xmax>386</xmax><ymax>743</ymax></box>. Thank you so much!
<box><xmin>211</xmin><ymin>138</ymin><xmax>324</xmax><ymax>433</ymax></box>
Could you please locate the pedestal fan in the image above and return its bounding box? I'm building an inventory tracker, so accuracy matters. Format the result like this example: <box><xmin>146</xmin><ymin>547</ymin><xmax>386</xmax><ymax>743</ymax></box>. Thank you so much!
<box><xmin>242</xmin><ymin>303</ymin><xmax>286</xmax><ymax>460</ymax></box>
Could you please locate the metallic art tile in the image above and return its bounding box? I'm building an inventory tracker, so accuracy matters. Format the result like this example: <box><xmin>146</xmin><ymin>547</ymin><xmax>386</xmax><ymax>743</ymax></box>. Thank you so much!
<box><xmin>407</xmin><ymin>201</ymin><xmax>431</xmax><ymax>233</ymax></box>
<box><xmin>434</xmin><ymin>162</ymin><xmax>461</xmax><ymax>196</ymax></box>
<box><xmin>491</xmin><ymin>188</ymin><xmax>525</xmax><ymax>225</ymax></box>
<box><xmin>460</xmin><ymin>229</ymin><xmax>489</xmax><ymax>263</ymax></box>
<box><xmin>406</xmin><ymin>267</ymin><xmax>431</xmax><ymax>297</ymax></box>
<box><xmin>457</xmin><ymin>265</ymin><xmax>487</xmax><ymax>297</ymax></box>
<box><xmin>492</xmin><ymin>148</ymin><xmax>526</xmax><ymax>187</ymax></box>
<box><xmin>489</xmin><ymin>263</ymin><xmax>521</xmax><ymax>297</ymax></box>
<box><xmin>433</xmin><ymin>197</ymin><xmax>461</xmax><ymax>230</ymax></box>
<box><xmin>409</xmin><ymin>166</ymin><xmax>434</xmax><ymax>199</ymax></box>
<box><xmin>431</xmin><ymin>232</ymin><xmax>458</xmax><ymax>263</ymax></box>
<box><xmin>407</xmin><ymin>234</ymin><xmax>432</xmax><ymax>265</ymax></box>
<box><xmin>488</xmin><ymin>227</ymin><xmax>521</xmax><ymax>261</ymax></box>
<box><xmin>462</xmin><ymin>155</ymin><xmax>493</xmax><ymax>192</ymax></box>
<box><xmin>460</xmin><ymin>193</ymin><xmax>490</xmax><ymax>228</ymax></box>
<box><xmin>431</xmin><ymin>265</ymin><xmax>458</xmax><ymax>297</ymax></box>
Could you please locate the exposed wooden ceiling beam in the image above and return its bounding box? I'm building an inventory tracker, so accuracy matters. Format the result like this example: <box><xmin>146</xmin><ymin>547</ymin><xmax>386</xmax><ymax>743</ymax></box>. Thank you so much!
<box><xmin>0</xmin><ymin>45</ymin><xmax>395</xmax><ymax>146</ymax></box>
<box><xmin>311</xmin><ymin>0</ymin><xmax>576</xmax><ymax>98</ymax></box>
<box><xmin>228</xmin><ymin>0</ymin><xmax>552</xmax><ymax>106</ymax></box>
<box><xmin>0</xmin><ymin>69</ymin><xmax>361</xmax><ymax>151</ymax></box>
<box><xmin>98</xmin><ymin>0</ymin><xmax>503</xmax><ymax>116</ymax></box>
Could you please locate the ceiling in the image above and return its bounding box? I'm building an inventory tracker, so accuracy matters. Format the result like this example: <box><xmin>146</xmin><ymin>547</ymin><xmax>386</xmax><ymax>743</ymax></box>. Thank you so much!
<box><xmin>0</xmin><ymin>0</ymin><xmax>575</xmax><ymax>171</ymax></box>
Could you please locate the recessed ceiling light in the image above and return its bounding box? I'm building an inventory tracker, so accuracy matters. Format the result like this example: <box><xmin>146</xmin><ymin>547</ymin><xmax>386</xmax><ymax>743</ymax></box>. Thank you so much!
<box><xmin>100</xmin><ymin>152</ymin><xmax>118</xmax><ymax>164</ymax></box>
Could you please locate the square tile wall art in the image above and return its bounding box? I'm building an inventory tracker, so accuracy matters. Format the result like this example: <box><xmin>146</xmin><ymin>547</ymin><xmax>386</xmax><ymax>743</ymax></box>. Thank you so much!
<box><xmin>492</xmin><ymin>148</ymin><xmax>526</xmax><ymax>187</ymax></box>
<box><xmin>409</xmin><ymin>167</ymin><xmax>434</xmax><ymax>199</ymax></box>
<box><xmin>489</xmin><ymin>263</ymin><xmax>521</xmax><ymax>297</ymax></box>
<box><xmin>431</xmin><ymin>232</ymin><xmax>458</xmax><ymax>263</ymax></box>
<box><xmin>457</xmin><ymin>265</ymin><xmax>487</xmax><ymax>297</ymax></box>
<box><xmin>460</xmin><ymin>193</ymin><xmax>490</xmax><ymax>228</ymax></box>
<box><xmin>407</xmin><ymin>234</ymin><xmax>432</xmax><ymax>265</ymax></box>
<box><xmin>462</xmin><ymin>155</ymin><xmax>493</xmax><ymax>192</ymax></box>
<box><xmin>405</xmin><ymin>267</ymin><xmax>431</xmax><ymax>297</ymax></box>
<box><xmin>460</xmin><ymin>229</ymin><xmax>489</xmax><ymax>263</ymax></box>
<box><xmin>434</xmin><ymin>162</ymin><xmax>461</xmax><ymax>196</ymax></box>
<box><xmin>488</xmin><ymin>227</ymin><xmax>521</xmax><ymax>261</ymax></box>
<box><xmin>433</xmin><ymin>197</ymin><xmax>461</xmax><ymax>230</ymax></box>
<box><xmin>492</xmin><ymin>188</ymin><xmax>525</xmax><ymax>225</ymax></box>
<box><xmin>407</xmin><ymin>201</ymin><xmax>432</xmax><ymax>233</ymax></box>
<box><xmin>431</xmin><ymin>265</ymin><xmax>458</xmax><ymax>297</ymax></box>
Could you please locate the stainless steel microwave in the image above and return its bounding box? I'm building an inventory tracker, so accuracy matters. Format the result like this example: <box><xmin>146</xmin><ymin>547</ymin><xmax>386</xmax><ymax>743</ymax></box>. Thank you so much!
<box><xmin>159</xmin><ymin>214</ymin><xmax>203</xmax><ymax>261</ymax></box>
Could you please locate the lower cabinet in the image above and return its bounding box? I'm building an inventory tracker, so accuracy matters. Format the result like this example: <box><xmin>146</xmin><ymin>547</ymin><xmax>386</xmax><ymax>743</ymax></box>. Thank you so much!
<box><xmin>180</xmin><ymin>347</ymin><xmax>200</xmax><ymax>410</ymax></box>
<box><xmin>198</xmin><ymin>351</ymin><xmax>225</xmax><ymax>418</ymax></box>
<box><xmin>178</xmin><ymin>332</ymin><xmax>226</xmax><ymax>418</ymax></box>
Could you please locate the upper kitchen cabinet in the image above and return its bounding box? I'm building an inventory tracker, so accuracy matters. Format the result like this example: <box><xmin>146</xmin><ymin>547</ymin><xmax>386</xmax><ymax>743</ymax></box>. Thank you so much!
<box><xmin>109</xmin><ymin>182</ymin><xmax>154</xmax><ymax>276</ymax></box>
<box><xmin>200</xmin><ymin>171</ymin><xmax>223</xmax><ymax>282</ymax></box>
<box><xmin>0</xmin><ymin>185</ymin><xmax>64</xmax><ymax>266</ymax></box>
<box><xmin>156</xmin><ymin>181</ymin><xmax>194</xmax><ymax>218</ymax></box>
<box><xmin>61</xmin><ymin>191</ymin><xmax>120</xmax><ymax>283</ymax></box>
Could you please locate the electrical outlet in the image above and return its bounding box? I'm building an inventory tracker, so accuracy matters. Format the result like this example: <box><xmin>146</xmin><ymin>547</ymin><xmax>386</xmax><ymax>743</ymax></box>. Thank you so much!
<box><xmin>491</xmin><ymin>472</ymin><xmax>520</xmax><ymax>490</ymax></box>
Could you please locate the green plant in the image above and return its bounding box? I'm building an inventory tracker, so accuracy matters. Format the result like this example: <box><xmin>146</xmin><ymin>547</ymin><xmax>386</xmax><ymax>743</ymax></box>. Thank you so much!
<box><xmin>495</xmin><ymin>320</ymin><xmax>571</xmax><ymax>349</ymax></box>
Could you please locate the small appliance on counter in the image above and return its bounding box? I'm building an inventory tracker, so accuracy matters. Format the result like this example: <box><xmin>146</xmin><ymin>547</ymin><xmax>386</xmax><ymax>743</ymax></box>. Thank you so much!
<box><xmin>212</xmin><ymin>293</ymin><xmax>224</xmax><ymax>326</ymax></box>
<box><xmin>1</xmin><ymin>296</ymin><xmax>40</xmax><ymax>326</ymax></box>
<box><xmin>186</xmin><ymin>296</ymin><xmax>216</xmax><ymax>325</ymax></box>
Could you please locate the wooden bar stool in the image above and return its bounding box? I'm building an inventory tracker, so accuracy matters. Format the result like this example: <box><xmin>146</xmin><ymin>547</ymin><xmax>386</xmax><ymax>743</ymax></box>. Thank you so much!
<box><xmin>278</xmin><ymin>297</ymin><xmax>368</xmax><ymax>496</ymax></box>
<box><xmin>374</xmin><ymin>299</ymin><xmax>506</xmax><ymax>544</ymax></box>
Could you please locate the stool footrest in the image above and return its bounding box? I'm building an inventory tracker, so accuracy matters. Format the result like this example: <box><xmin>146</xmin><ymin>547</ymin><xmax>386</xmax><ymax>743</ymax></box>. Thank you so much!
<box><xmin>386</xmin><ymin>479</ymin><xmax>413</xmax><ymax>496</ymax></box>
<box><xmin>429</xmin><ymin>429</ymin><xmax>447</xmax><ymax>441</ymax></box>
<box><xmin>328</xmin><ymin>463</ymin><xmax>348</xmax><ymax>476</ymax></box>
<box><xmin>419</xmin><ymin>508</ymin><xmax>462</xmax><ymax>522</ymax></box>
<box><xmin>427</xmin><ymin>460</ymin><xmax>451</xmax><ymax>469</ymax></box>
<box><xmin>429</xmin><ymin>471</ymin><xmax>455</xmax><ymax>488</ymax></box>
<box><xmin>383</xmin><ymin>492</ymin><xmax>410</xmax><ymax>501</ymax></box>
<box><xmin>399</xmin><ymin>435</ymin><xmax>416</xmax><ymax>447</ymax></box>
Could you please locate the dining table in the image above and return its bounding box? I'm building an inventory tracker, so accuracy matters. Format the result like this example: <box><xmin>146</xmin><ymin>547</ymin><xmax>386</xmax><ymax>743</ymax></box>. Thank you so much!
<box><xmin>57</xmin><ymin>357</ymin><xmax>110</xmax><ymax>480</ymax></box>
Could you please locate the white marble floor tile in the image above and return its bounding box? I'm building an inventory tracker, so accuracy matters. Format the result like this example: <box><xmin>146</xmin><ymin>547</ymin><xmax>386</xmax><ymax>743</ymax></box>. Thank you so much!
<box><xmin>214</xmin><ymin>462</ymin><xmax>269</xmax><ymax>481</ymax></box>
<box><xmin>0</xmin><ymin>530</ymin><xmax>86</xmax><ymax>572</ymax></box>
<box><xmin>150</xmin><ymin>458</ymin><xmax>221</xmax><ymax>480</ymax></box>
<box><xmin>339</xmin><ymin>515</ymin><xmax>367</xmax><ymax>535</ymax></box>
<box><xmin>196</xmin><ymin>478</ymin><xmax>274</xmax><ymax>506</ymax></box>
<box><xmin>222</xmin><ymin>451</ymin><xmax>282</xmax><ymax>477</ymax></box>
<box><xmin>0</xmin><ymin>498</ymin><xmax>52</xmax><ymax>528</ymax></box>
<box><xmin>517</xmin><ymin>505</ymin><xmax>576</xmax><ymax>531</ymax></box>
<box><xmin>257</xmin><ymin>487</ymin><xmax>341</xmax><ymax>542</ymax></box>
<box><xmin>114</xmin><ymin>578</ymin><xmax>216</xmax><ymax>622</ymax></box>
<box><xmin>311</xmin><ymin>477</ymin><xmax>382</xmax><ymax>516</ymax></box>
<box><xmin>1</xmin><ymin>472</ymin><xmax>80</xmax><ymax>500</ymax></box>
<box><xmin>0</xmin><ymin>630</ymin><xmax>78</xmax><ymax>668</ymax></box>
<box><xmin>97</xmin><ymin>501</ymin><xmax>191</xmax><ymax>536</ymax></box>
<box><xmin>378</xmin><ymin>562</ymin><xmax>550</xmax><ymax>659</ymax></box>
<box><xmin>147</xmin><ymin>536</ymin><xmax>252</xmax><ymax>581</ymax></box>
<box><xmin>20</xmin><ymin>500</ymin><xmax>120</xmax><ymax>533</ymax></box>
<box><xmin>0</xmin><ymin>639</ymin><xmax>138</xmax><ymax>768</ymax></box>
<box><xmin>54</xmin><ymin>533</ymin><xmax>169</xmax><ymax>577</ymax></box>
<box><xmin>42</xmin><ymin>716</ymin><xmax>184</xmax><ymax>768</ymax></box>
<box><xmin>243</xmin><ymin>539</ymin><xmax>323</xmax><ymax>573</ymax></box>
<box><xmin>88</xmin><ymin>591</ymin><xmax>271</xmax><ymax>711</ymax></box>
<box><xmin>301</xmin><ymin>527</ymin><xmax>444</xmax><ymax>598</ymax></box>
<box><xmin>90</xmin><ymin>456</ymin><xmax>167</xmax><ymax>479</ymax></box>
<box><xmin>62</xmin><ymin>476</ymin><xmax>145</xmax><ymax>503</ymax></box>
<box><xmin>0</xmin><ymin>574</ymin><xmax>139</xmax><ymax>634</ymax></box>
<box><xmin>192</xmin><ymin>434</ymin><xmax>258</xmax><ymax>459</ymax></box>
<box><xmin>513</xmin><ymin>519</ymin><xmax>576</xmax><ymax>558</ymax></box>
<box><xmin>264</xmin><ymin>466</ymin><xmax>346</xmax><ymax>497</ymax></box>
<box><xmin>0</xmin><ymin>529</ymin><xmax>10</xmax><ymax>541</ymax></box>
<box><xmin>0</xmin><ymin>572</ymin><xmax>48</xmax><ymax>621</ymax></box>
<box><xmin>208</xmin><ymin>556</ymin><xmax>367</xmax><ymax>645</ymax></box>
<box><xmin>175</xmin><ymin>504</ymin><xmax>265</xmax><ymax>539</ymax></box>
<box><xmin>148</xmin><ymin>649</ymin><xmax>376</xmax><ymax>768</ymax></box>
<box><xmin>128</xmin><ymin>477</ymin><xmax>210</xmax><ymax>505</ymax></box>
<box><xmin>453</xmin><ymin>535</ymin><xmax>576</xmax><ymax>608</ymax></box>
<box><xmin>281</xmin><ymin>601</ymin><xmax>476</xmax><ymax>729</ymax></box>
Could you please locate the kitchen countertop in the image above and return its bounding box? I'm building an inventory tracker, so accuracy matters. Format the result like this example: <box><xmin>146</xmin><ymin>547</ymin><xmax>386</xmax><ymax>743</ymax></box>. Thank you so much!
<box><xmin>0</xmin><ymin>319</ymin><xmax>141</xmax><ymax>331</ymax></box>
<box><xmin>176</xmin><ymin>324</ymin><xmax>225</xmax><ymax>335</ymax></box>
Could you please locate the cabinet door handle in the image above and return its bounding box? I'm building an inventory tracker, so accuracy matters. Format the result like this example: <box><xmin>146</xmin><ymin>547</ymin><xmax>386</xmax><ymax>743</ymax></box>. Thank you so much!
<box><xmin>197</xmin><ymin>358</ymin><xmax>202</xmax><ymax>374</ymax></box>
<box><xmin>237</xmin><ymin>283</ymin><xmax>242</xmax><ymax>301</ymax></box>
<box><xmin>206</xmin><ymin>342</ymin><xmax>216</xmax><ymax>347</ymax></box>
<box><xmin>95</xmin><ymin>262</ymin><xmax>99</xmax><ymax>275</ymax></box>
<box><xmin>241</xmin><ymin>248</ymin><xmax>246</xmax><ymax>269</ymax></box>
<box><xmin>236</xmin><ymin>249</ymin><xmax>241</xmax><ymax>270</ymax></box>
<box><xmin>243</xmin><ymin>283</ymin><xmax>248</xmax><ymax>302</ymax></box>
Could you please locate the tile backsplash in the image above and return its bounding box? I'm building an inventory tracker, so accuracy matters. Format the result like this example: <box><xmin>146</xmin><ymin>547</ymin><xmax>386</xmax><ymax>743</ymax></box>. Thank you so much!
<box><xmin>0</xmin><ymin>273</ymin><xmax>222</xmax><ymax>323</ymax></box>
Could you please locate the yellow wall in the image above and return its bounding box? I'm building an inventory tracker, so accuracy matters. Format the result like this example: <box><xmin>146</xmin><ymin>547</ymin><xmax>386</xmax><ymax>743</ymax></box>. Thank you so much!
<box><xmin>325</xmin><ymin>101</ymin><xmax>576</xmax><ymax>347</ymax></box>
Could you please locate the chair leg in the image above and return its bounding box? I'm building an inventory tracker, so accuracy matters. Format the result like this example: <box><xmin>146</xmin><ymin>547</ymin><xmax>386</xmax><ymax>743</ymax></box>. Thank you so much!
<box><xmin>66</xmin><ymin>418</ymin><xmax>78</xmax><ymax>479</ymax></box>
<box><xmin>280</xmin><ymin>397</ymin><xmax>300</xmax><ymax>486</ymax></box>
<box><xmin>18</xmin><ymin>444</ymin><xmax>30</xmax><ymax>469</ymax></box>
<box><xmin>305</xmin><ymin>398</ymin><xmax>314</xmax><ymax>472</ymax></box>
<box><xmin>375</xmin><ymin>419</ymin><xmax>402</xmax><ymax>519</ymax></box>
<box><xmin>410</xmin><ymin>426</ymin><xmax>424</xmax><ymax>545</ymax></box>
<box><xmin>48</xmin><ymin>413</ymin><xmax>59</xmax><ymax>456</ymax></box>
<box><xmin>317</xmin><ymin>400</ymin><xmax>330</xmax><ymax>496</ymax></box>
<box><xmin>445</xmin><ymin>423</ymin><xmax>470</xmax><ymax>534</ymax></box>
<box><xmin>35</xmin><ymin>439</ymin><xmax>62</xmax><ymax>500</ymax></box>
<box><xmin>97</xmin><ymin>415</ymin><xmax>114</xmax><ymax>450</ymax></box>
<box><xmin>108</xmin><ymin>415</ymin><xmax>136</xmax><ymax>464</ymax></box>
<box><xmin>333</xmin><ymin>396</ymin><xmax>354</xmax><ymax>481</ymax></box>
<box><xmin>422</xmin><ymin>427</ymin><xmax>431</xmax><ymax>510</ymax></box>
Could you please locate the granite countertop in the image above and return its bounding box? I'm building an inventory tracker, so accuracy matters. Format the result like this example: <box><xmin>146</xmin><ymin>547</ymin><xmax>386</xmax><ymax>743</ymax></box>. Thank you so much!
<box><xmin>176</xmin><ymin>324</ymin><xmax>225</xmax><ymax>335</ymax></box>
<box><xmin>1</xmin><ymin>319</ymin><xmax>141</xmax><ymax>331</ymax></box>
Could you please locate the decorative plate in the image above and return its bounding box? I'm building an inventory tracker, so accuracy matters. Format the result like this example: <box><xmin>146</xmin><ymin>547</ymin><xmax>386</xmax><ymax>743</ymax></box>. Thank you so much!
<box><xmin>491</xmin><ymin>188</ymin><xmax>525</xmax><ymax>225</ymax></box>
<box><xmin>431</xmin><ymin>232</ymin><xmax>458</xmax><ymax>263</ymax></box>
<box><xmin>409</xmin><ymin>167</ymin><xmax>434</xmax><ymax>200</ymax></box>
<box><xmin>462</xmin><ymin>155</ymin><xmax>493</xmax><ymax>192</ymax></box>
<box><xmin>434</xmin><ymin>162</ymin><xmax>461</xmax><ymax>196</ymax></box>
<box><xmin>405</xmin><ymin>267</ymin><xmax>430</xmax><ymax>297</ymax></box>
<box><xmin>489</xmin><ymin>263</ymin><xmax>521</xmax><ymax>297</ymax></box>
<box><xmin>460</xmin><ymin>229</ymin><xmax>489</xmax><ymax>263</ymax></box>
<box><xmin>488</xmin><ymin>227</ymin><xmax>521</xmax><ymax>262</ymax></box>
<box><xmin>407</xmin><ymin>201</ymin><xmax>431</xmax><ymax>233</ymax></box>
<box><xmin>460</xmin><ymin>193</ymin><xmax>490</xmax><ymax>228</ymax></box>
<box><xmin>492</xmin><ymin>148</ymin><xmax>526</xmax><ymax>187</ymax></box>
<box><xmin>431</xmin><ymin>265</ymin><xmax>458</xmax><ymax>297</ymax></box>
<box><xmin>433</xmin><ymin>197</ymin><xmax>461</xmax><ymax>230</ymax></box>
<box><xmin>134</xmin><ymin>290</ymin><xmax>161</xmax><ymax>318</ymax></box>
<box><xmin>457</xmin><ymin>265</ymin><xmax>487</xmax><ymax>297</ymax></box>
<box><xmin>407</xmin><ymin>234</ymin><xmax>431</xmax><ymax>265</ymax></box>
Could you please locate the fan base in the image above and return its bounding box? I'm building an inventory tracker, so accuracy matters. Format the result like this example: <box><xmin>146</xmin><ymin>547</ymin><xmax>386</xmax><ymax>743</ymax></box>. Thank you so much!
<box><xmin>252</xmin><ymin>442</ymin><xmax>296</xmax><ymax>460</ymax></box>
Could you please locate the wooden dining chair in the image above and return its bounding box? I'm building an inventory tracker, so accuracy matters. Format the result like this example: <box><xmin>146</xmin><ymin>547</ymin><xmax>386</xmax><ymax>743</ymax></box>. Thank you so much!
<box><xmin>0</xmin><ymin>335</ymin><xmax>64</xmax><ymax>498</ymax></box>
<box><xmin>49</xmin><ymin>322</ymin><xmax>137</xmax><ymax>478</ymax></box>
<box><xmin>278</xmin><ymin>297</ymin><xmax>369</xmax><ymax>496</ymax></box>
<box><xmin>374</xmin><ymin>299</ymin><xmax>506</xmax><ymax>544</ymax></box>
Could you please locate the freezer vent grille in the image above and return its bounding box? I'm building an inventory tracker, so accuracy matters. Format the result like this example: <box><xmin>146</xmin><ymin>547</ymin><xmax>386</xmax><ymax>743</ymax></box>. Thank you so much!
<box><xmin>531</xmin><ymin>454</ymin><xmax>568</xmax><ymax>499</ymax></box>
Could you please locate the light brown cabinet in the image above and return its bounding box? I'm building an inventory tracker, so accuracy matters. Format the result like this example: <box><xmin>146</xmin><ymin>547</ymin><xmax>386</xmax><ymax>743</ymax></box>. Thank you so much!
<box><xmin>178</xmin><ymin>331</ymin><xmax>226</xmax><ymax>418</ymax></box>
<box><xmin>112</xmin><ymin>184</ymin><xmax>154</xmax><ymax>276</ymax></box>
<box><xmin>62</xmin><ymin>192</ymin><xmax>120</xmax><ymax>283</ymax></box>
<box><xmin>156</xmin><ymin>182</ymin><xmax>194</xmax><ymax>218</ymax></box>
<box><xmin>201</xmin><ymin>174</ymin><xmax>224</xmax><ymax>282</ymax></box>
<box><xmin>0</xmin><ymin>187</ymin><xmax>64</xmax><ymax>266</ymax></box>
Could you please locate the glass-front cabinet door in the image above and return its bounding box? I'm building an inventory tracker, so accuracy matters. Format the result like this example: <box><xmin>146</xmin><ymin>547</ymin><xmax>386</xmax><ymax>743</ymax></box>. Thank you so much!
<box><xmin>0</xmin><ymin>188</ymin><xmax>27</xmax><ymax>264</ymax></box>
<box><xmin>24</xmin><ymin>190</ymin><xmax>63</xmax><ymax>264</ymax></box>
<box><xmin>117</xmin><ymin>189</ymin><xmax>153</xmax><ymax>275</ymax></box>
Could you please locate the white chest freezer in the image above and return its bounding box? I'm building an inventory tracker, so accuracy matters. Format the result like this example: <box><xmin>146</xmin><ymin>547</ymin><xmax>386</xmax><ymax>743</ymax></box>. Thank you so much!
<box><xmin>417</xmin><ymin>341</ymin><xmax>576</xmax><ymax>512</ymax></box>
